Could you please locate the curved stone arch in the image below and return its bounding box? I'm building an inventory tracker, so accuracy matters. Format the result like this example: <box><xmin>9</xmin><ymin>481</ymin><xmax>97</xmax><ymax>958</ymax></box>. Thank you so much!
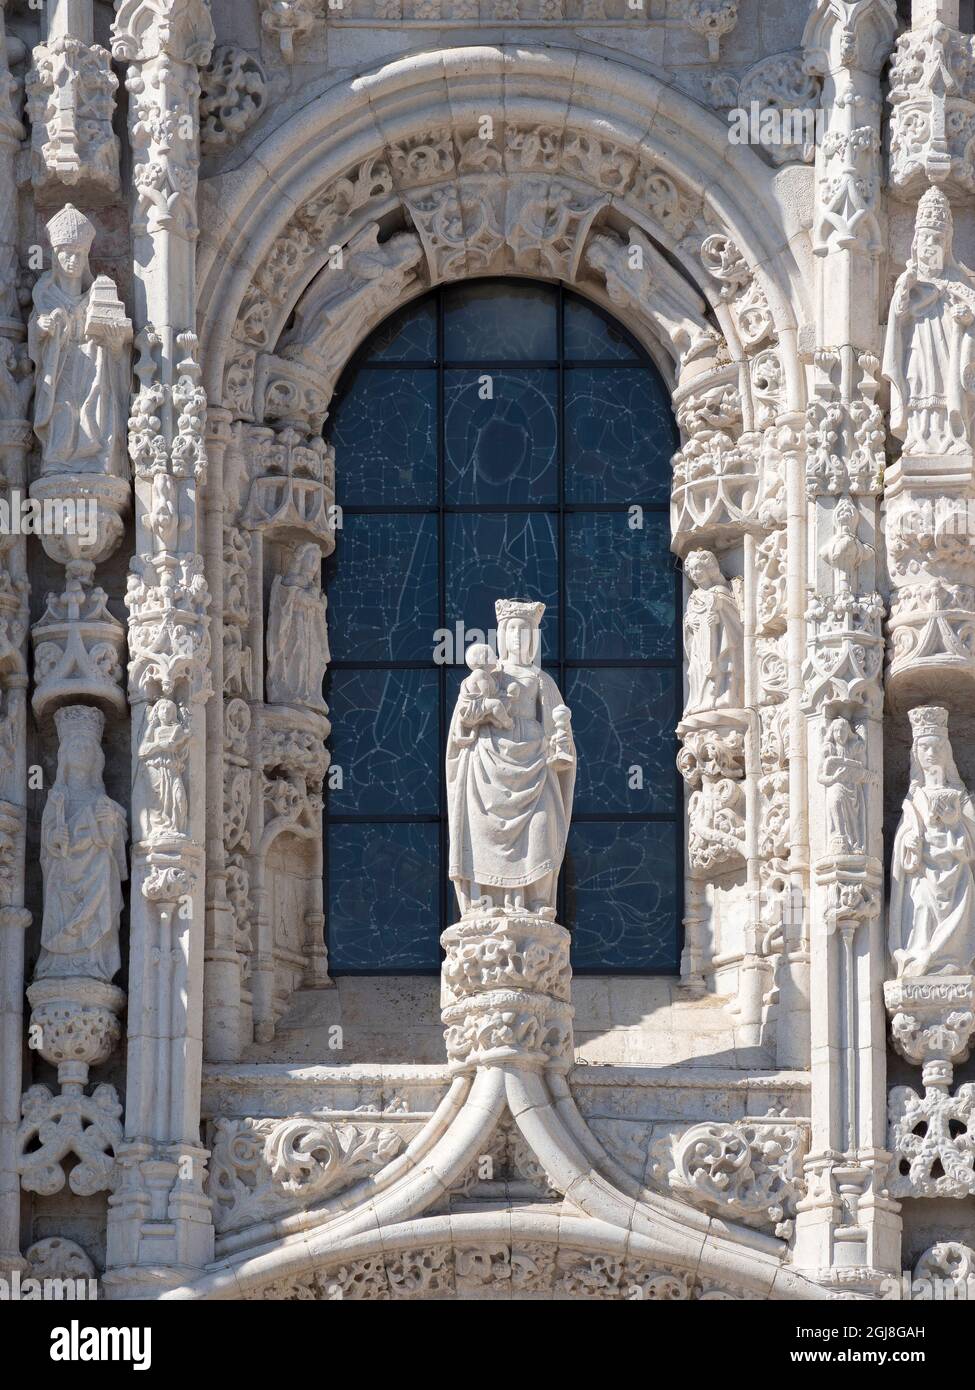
<box><xmin>197</xmin><ymin>44</ymin><xmax>812</xmax><ymax>426</ymax></box>
<box><xmin>162</xmin><ymin>1207</ymin><xmax>822</xmax><ymax>1302</ymax></box>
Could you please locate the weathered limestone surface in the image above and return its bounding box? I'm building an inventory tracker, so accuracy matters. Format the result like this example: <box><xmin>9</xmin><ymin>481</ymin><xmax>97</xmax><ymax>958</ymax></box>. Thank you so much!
<box><xmin>2</xmin><ymin>0</ymin><xmax>975</xmax><ymax>1302</ymax></box>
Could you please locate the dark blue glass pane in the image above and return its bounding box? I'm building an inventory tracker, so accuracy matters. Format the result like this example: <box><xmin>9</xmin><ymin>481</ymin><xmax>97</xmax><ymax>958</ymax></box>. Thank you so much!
<box><xmin>444</xmin><ymin>282</ymin><xmax>557</xmax><ymax>361</ymax></box>
<box><xmin>444</xmin><ymin>369</ymin><xmax>558</xmax><ymax>504</ymax></box>
<box><xmin>326</xmin><ymin>513</ymin><xmax>438</xmax><ymax>661</ymax></box>
<box><xmin>328</xmin><ymin>822</ymin><xmax>441</xmax><ymax>971</ymax></box>
<box><xmin>328</xmin><ymin>367</ymin><xmax>437</xmax><ymax>505</ymax></box>
<box><xmin>564</xmin><ymin>295</ymin><xmax>640</xmax><ymax>361</ymax></box>
<box><xmin>325</xmin><ymin>668</ymin><xmax>440</xmax><ymax>815</ymax></box>
<box><xmin>445</xmin><ymin>512</ymin><xmax>560</xmax><ymax>662</ymax></box>
<box><xmin>565</xmin><ymin>511</ymin><xmax>678</xmax><ymax>660</ymax></box>
<box><xmin>361</xmin><ymin>298</ymin><xmax>436</xmax><ymax>362</ymax></box>
<box><xmin>566</xmin><ymin>820</ymin><xmax>680</xmax><ymax>971</ymax></box>
<box><xmin>566</xmin><ymin>668</ymin><xmax>678</xmax><ymax>815</ymax></box>
<box><xmin>565</xmin><ymin>366</ymin><xmax>677</xmax><ymax>503</ymax></box>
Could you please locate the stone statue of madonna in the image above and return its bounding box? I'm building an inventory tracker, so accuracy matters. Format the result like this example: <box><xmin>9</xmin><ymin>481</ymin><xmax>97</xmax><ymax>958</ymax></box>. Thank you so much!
<box><xmin>447</xmin><ymin>599</ymin><xmax>575</xmax><ymax>917</ymax></box>
<box><xmin>889</xmin><ymin>705</ymin><xmax>975</xmax><ymax>979</ymax></box>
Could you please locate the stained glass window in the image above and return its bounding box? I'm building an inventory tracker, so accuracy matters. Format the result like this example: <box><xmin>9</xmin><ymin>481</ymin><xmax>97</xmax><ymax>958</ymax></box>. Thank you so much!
<box><xmin>324</xmin><ymin>281</ymin><xmax>682</xmax><ymax>974</ymax></box>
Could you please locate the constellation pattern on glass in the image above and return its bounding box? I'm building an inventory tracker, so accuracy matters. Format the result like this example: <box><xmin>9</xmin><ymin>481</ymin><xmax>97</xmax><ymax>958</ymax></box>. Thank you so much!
<box><xmin>324</xmin><ymin>279</ymin><xmax>682</xmax><ymax>974</ymax></box>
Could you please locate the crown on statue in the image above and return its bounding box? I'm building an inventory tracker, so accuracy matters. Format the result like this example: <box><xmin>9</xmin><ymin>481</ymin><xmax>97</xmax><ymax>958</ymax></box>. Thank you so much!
<box><xmin>54</xmin><ymin>704</ymin><xmax>105</xmax><ymax>741</ymax></box>
<box><xmin>495</xmin><ymin>599</ymin><xmax>545</xmax><ymax>625</ymax></box>
<box><xmin>916</xmin><ymin>187</ymin><xmax>952</xmax><ymax>235</ymax></box>
<box><xmin>909</xmin><ymin>705</ymin><xmax>949</xmax><ymax>740</ymax></box>
<box><xmin>46</xmin><ymin>203</ymin><xmax>96</xmax><ymax>251</ymax></box>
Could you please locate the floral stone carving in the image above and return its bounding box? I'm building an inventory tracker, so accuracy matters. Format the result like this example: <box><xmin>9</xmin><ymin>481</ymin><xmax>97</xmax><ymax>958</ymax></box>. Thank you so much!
<box><xmin>652</xmin><ymin>1114</ymin><xmax>807</xmax><ymax>1238</ymax></box>
<box><xmin>207</xmin><ymin>1116</ymin><xmax>404</xmax><ymax>1233</ymax></box>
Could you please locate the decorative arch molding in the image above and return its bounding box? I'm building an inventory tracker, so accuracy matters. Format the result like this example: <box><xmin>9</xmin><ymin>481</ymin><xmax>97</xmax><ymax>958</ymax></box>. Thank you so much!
<box><xmin>196</xmin><ymin>43</ymin><xmax>812</xmax><ymax>425</ymax></box>
<box><xmin>202</xmin><ymin>41</ymin><xmax>816</xmax><ymax>1057</ymax></box>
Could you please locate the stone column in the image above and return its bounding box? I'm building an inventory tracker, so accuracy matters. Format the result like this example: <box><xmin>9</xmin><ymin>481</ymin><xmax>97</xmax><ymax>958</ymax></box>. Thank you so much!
<box><xmin>0</xmin><ymin>2</ymin><xmax>29</xmax><ymax>1275</ymax></box>
<box><xmin>793</xmin><ymin>0</ymin><xmax>902</xmax><ymax>1287</ymax></box>
<box><xmin>105</xmin><ymin>0</ymin><xmax>216</xmax><ymax>1293</ymax></box>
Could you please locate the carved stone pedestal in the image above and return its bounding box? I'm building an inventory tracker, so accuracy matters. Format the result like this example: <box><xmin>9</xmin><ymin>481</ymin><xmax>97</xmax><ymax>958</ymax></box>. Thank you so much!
<box><xmin>441</xmin><ymin>911</ymin><xmax>573</xmax><ymax>1075</ymax></box>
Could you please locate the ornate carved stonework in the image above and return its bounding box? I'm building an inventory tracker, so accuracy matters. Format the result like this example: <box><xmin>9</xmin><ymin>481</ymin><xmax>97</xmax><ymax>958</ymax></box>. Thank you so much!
<box><xmin>200</xmin><ymin>46</ymin><xmax>267</xmax><ymax>155</ymax></box>
<box><xmin>207</xmin><ymin>1116</ymin><xmax>404</xmax><ymax>1232</ymax></box>
<box><xmin>653</xmin><ymin>1113</ymin><xmax>808</xmax><ymax>1238</ymax></box>
<box><xmin>889</xmin><ymin>19</ymin><xmax>975</xmax><ymax>196</ymax></box>
<box><xmin>26</xmin><ymin>37</ymin><xmax>120</xmax><ymax>198</ymax></box>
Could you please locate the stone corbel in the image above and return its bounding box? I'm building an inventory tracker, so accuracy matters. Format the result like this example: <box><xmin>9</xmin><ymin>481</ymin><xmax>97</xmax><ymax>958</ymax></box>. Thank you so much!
<box><xmin>259</xmin><ymin>0</ymin><xmax>319</xmax><ymax>62</ymax></box>
<box><xmin>683</xmin><ymin>0</ymin><xmax>739</xmax><ymax>63</ymax></box>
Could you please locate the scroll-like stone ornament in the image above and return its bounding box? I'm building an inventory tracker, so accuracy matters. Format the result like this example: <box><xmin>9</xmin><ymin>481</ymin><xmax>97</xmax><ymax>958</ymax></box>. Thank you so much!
<box><xmin>36</xmin><ymin>704</ymin><xmax>127</xmax><ymax>985</ymax></box>
<box><xmin>889</xmin><ymin>705</ymin><xmax>975</xmax><ymax>979</ymax></box>
<box><xmin>28</xmin><ymin>204</ymin><xmax>132</xmax><ymax>478</ymax></box>
<box><xmin>442</xmin><ymin>599</ymin><xmax>574</xmax><ymax>1073</ymax></box>
<box><xmin>682</xmin><ymin>549</ymin><xmax>744</xmax><ymax>717</ymax></box>
<box><xmin>882</xmin><ymin>188</ymin><xmax>975</xmax><ymax>459</ymax></box>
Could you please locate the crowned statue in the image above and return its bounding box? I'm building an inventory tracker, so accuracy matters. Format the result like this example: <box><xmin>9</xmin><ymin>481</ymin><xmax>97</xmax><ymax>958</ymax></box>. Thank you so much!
<box><xmin>889</xmin><ymin>706</ymin><xmax>975</xmax><ymax>979</ymax></box>
<box><xmin>447</xmin><ymin>599</ymin><xmax>575</xmax><ymax>917</ymax></box>
<box><xmin>882</xmin><ymin>187</ymin><xmax>975</xmax><ymax>458</ymax></box>
<box><xmin>36</xmin><ymin>705</ymin><xmax>128</xmax><ymax>984</ymax></box>
<box><xmin>28</xmin><ymin>204</ymin><xmax>132</xmax><ymax>478</ymax></box>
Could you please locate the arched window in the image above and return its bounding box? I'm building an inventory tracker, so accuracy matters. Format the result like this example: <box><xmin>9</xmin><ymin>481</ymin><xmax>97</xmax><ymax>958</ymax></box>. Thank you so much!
<box><xmin>323</xmin><ymin>280</ymin><xmax>682</xmax><ymax>975</ymax></box>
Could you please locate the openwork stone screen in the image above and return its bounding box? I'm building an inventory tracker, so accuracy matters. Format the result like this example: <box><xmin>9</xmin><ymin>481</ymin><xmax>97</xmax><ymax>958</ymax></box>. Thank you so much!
<box><xmin>323</xmin><ymin>280</ymin><xmax>681</xmax><ymax>974</ymax></box>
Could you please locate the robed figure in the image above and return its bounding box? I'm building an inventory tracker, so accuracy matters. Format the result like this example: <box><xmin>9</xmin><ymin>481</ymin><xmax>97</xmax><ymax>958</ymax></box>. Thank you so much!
<box><xmin>266</xmin><ymin>543</ymin><xmax>330</xmax><ymax>711</ymax></box>
<box><xmin>36</xmin><ymin>706</ymin><xmax>127</xmax><ymax>984</ymax></box>
<box><xmin>889</xmin><ymin>706</ymin><xmax>975</xmax><ymax>979</ymax></box>
<box><xmin>447</xmin><ymin>599</ymin><xmax>575</xmax><ymax>916</ymax></box>
<box><xmin>882</xmin><ymin>186</ymin><xmax>975</xmax><ymax>457</ymax></box>
<box><xmin>28</xmin><ymin>203</ymin><xmax>132</xmax><ymax>477</ymax></box>
<box><xmin>682</xmin><ymin>549</ymin><xmax>744</xmax><ymax>717</ymax></box>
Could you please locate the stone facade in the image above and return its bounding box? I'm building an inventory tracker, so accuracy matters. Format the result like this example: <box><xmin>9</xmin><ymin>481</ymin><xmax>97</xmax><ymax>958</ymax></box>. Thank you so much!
<box><xmin>1</xmin><ymin>0</ymin><xmax>975</xmax><ymax>1303</ymax></box>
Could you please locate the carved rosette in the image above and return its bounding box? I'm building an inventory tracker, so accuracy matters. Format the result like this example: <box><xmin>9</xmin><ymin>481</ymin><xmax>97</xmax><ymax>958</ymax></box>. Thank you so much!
<box><xmin>440</xmin><ymin>912</ymin><xmax>573</xmax><ymax>1074</ymax></box>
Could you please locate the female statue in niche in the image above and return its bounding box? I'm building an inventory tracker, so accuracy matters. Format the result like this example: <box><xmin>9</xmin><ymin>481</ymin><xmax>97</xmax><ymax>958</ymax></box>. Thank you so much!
<box><xmin>682</xmin><ymin>549</ymin><xmax>744</xmax><ymax>717</ymax></box>
<box><xmin>138</xmin><ymin>698</ymin><xmax>191</xmax><ymax>838</ymax></box>
<box><xmin>882</xmin><ymin>186</ymin><xmax>975</xmax><ymax>457</ymax></box>
<box><xmin>818</xmin><ymin>716</ymin><xmax>868</xmax><ymax>855</ymax></box>
<box><xmin>889</xmin><ymin>705</ymin><xmax>975</xmax><ymax>979</ymax></box>
<box><xmin>28</xmin><ymin>203</ymin><xmax>132</xmax><ymax>478</ymax></box>
<box><xmin>266</xmin><ymin>542</ymin><xmax>330</xmax><ymax>711</ymax></box>
<box><xmin>36</xmin><ymin>704</ymin><xmax>127</xmax><ymax>984</ymax></box>
<box><xmin>447</xmin><ymin>599</ymin><xmax>575</xmax><ymax>917</ymax></box>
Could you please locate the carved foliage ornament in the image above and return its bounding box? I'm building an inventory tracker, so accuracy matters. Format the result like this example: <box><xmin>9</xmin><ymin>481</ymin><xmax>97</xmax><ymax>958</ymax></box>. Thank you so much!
<box><xmin>207</xmin><ymin>1115</ymin><xmax>403</xmax><ymax>1232</ymax></box>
